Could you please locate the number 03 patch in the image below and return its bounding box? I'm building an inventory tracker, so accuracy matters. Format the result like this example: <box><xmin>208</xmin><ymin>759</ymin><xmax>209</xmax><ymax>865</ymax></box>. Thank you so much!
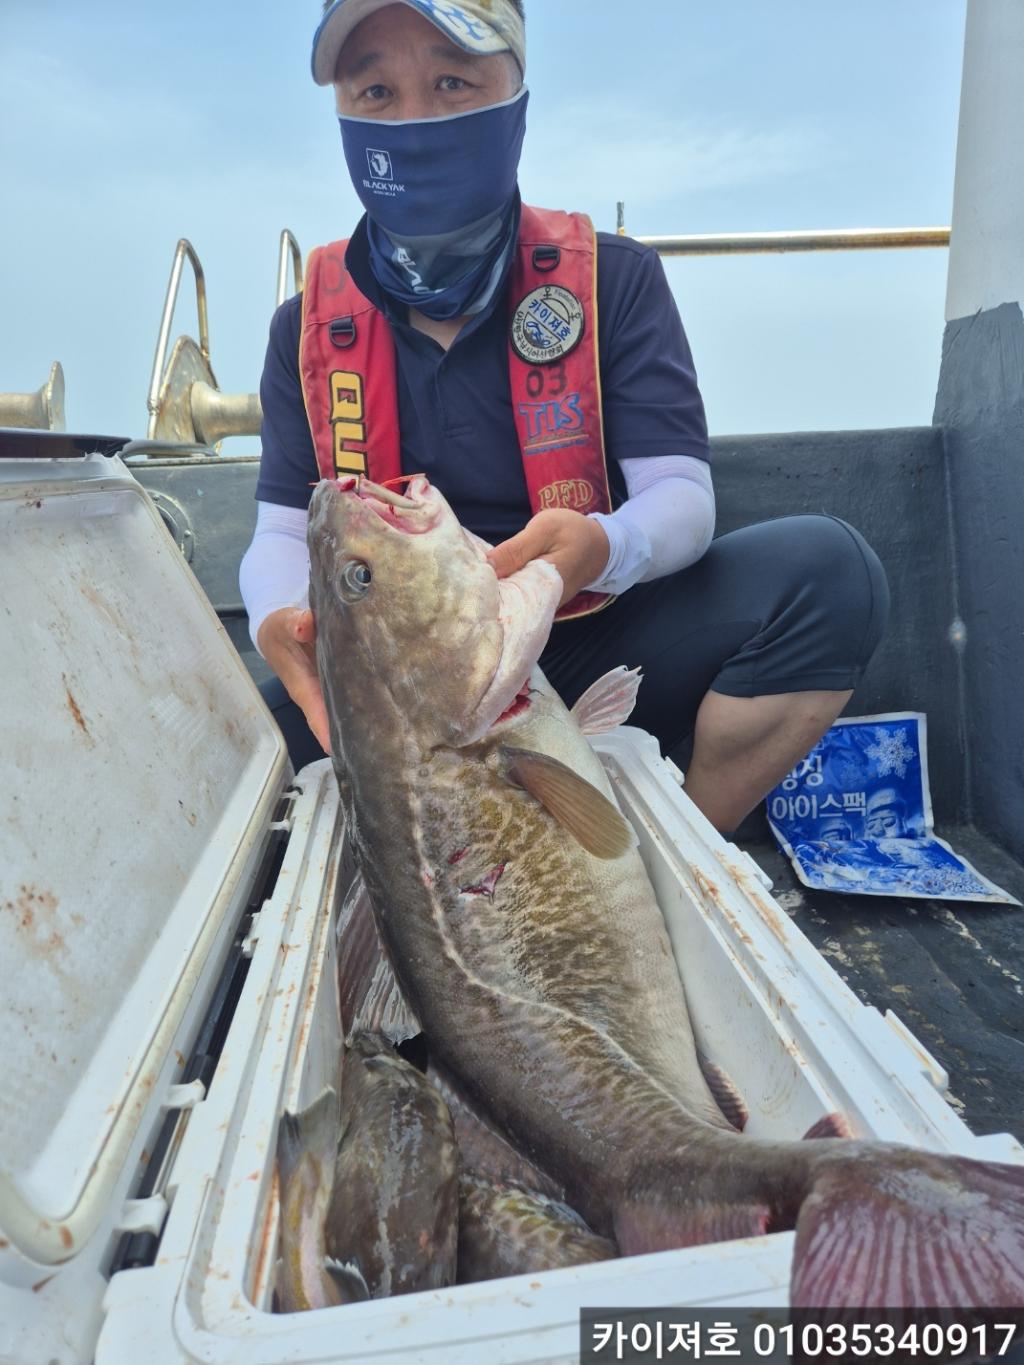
<box><xmin>511</xmin><ymin>285</ymin><xmax>585</xmax><ymax>365</ymax></box>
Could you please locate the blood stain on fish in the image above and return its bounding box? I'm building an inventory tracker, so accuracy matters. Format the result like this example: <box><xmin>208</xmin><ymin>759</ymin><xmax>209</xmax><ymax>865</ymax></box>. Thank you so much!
<box><xmin>460</xmin><ymin>864</ymin><xmax>508</xmax><ymax>899</ymax></box>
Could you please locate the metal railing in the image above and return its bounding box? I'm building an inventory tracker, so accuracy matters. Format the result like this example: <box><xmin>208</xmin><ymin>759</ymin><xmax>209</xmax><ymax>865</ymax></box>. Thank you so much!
<box><xmin>276</xmin><ymin>229</ymin><xmax>304</xmax><ymax>307</ymax></box>
<box><xmin>616</xmin><ymin>204</ymin><xmax>951</xmax><ymax>257</ymax></box>
<box><xmin>640</xmin><ymin>227</ymin><xmax>950</xmax><ymax>256</ymax></box>
<box><xmin>147</xmin><ymin>239</ymin><xmax>210</xmax><ymax>439</ymax></box>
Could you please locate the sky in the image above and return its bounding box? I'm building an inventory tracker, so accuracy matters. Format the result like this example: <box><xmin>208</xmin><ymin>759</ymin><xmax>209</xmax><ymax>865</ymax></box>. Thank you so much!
<box><xmin>0</xmin><ymin>0</ymin><xmax>968</xmax><ymax>445</ymax></box>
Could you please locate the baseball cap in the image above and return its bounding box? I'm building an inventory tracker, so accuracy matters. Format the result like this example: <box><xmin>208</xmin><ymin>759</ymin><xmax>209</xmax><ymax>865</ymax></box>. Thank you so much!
<box><xmin>312</xmin><ymin>0</ymin><xmax>526</xmax><ymax>86</ymax></box>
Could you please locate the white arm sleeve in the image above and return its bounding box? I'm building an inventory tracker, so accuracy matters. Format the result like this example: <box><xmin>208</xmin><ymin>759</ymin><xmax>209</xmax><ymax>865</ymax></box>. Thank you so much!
<box><xmin>239</xmin><ymin>459</ymin><xmax>715</xmax><ymax>647</ymax></box>
<box><xmin>585</xmin><ymin>455</ymin><xmax>715</xmax><ymax>596</ymax></box>
<box><xmin>238</xmin><ymin>501</ymin><xmax>311</xmax><ymax>655</ymax></box>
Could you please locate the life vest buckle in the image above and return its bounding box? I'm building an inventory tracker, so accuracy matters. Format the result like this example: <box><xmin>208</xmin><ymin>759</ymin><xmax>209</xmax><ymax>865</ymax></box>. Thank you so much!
<box><xmin>532</xmin><ymin>245</ymin><xmax>561</xmax><ymax>273</ymax></box>
<box><xmin>329</xmin><ymin>316</ymin><xmax>357</xmax><ymax>349</ymax></box>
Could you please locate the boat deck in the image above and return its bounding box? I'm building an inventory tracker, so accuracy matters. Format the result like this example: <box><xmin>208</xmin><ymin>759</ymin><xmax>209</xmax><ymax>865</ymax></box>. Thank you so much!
<box><xmin>743</xmin><ymin>825</ymin><xmax>1024</xmax><ymax>1142</ymax></box>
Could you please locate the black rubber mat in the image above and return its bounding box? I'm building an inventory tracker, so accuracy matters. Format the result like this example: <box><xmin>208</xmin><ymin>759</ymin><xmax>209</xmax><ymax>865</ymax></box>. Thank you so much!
<box><xmin>742</xmin><ymin>826</ymin><xmax>1024</xmax><ymax>1142</ymax></box>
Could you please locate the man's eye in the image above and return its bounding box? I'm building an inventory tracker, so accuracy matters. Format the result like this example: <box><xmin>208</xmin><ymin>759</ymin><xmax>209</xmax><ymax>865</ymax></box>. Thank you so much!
<box><xmin>437</xmin><ymin>76</ymin><xmax>469</xmax><ymax>92</ymax></box>
<box><xmin>361</xmin><ymin>84</ymin><xmax>391</xmax><ymax>101</ymax></box>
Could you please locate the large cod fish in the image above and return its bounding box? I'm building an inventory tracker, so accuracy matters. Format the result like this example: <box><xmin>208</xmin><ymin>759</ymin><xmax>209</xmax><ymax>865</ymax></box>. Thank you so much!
<box><xmin>308</xmin><ymin>473</ymin><xmax>1024</xmax><ymax>1308</ymax></box>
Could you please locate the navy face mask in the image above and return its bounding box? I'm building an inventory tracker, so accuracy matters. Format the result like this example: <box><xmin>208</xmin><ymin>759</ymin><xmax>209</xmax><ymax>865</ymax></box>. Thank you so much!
<box><xmin>339</xmin><ymin>87</ymin><xmax>529</xmax><ymax>320</ymax></box>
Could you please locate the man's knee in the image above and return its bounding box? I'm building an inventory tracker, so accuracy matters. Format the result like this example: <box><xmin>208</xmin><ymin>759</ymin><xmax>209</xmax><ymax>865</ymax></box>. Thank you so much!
<box><xmin>711</xmin><ymin>514</ymin><xmax>890</xmax><ymax>694</ymax></box>
<box><xmin>796</xmin><ymin>515</ymin><xmax>890</xmax><ymax>665</ymax></box>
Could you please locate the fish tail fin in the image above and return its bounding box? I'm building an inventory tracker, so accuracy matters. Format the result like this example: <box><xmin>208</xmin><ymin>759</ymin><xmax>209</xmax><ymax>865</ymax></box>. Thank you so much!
<box><xmin>793</xmin><ymin>1148</ymin><xmax>1024</xmax><ymax>1308</ymax></box>
<box><xmin>276</xmin><ymin>1086</ymin><xmax>340</xmax><ymax>1184</ymax></box>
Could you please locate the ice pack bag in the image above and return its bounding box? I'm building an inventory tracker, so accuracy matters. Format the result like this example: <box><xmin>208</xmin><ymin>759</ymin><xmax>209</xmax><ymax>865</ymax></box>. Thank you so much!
<box><xmin>767</xmin><ymin>713</ymin><xmax>1019</xmax><ymax>904</ymax></box>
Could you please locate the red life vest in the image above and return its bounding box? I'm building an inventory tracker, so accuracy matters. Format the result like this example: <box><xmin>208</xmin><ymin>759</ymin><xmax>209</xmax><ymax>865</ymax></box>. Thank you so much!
<box><xmin>298</xmin><ymin>204</ymin><xmax>613</xmax><ymax>621</ymax></box>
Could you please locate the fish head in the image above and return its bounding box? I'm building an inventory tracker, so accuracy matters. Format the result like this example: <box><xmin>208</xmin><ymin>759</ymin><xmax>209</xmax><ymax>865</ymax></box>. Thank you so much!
<box><xmin>342</xmin><ymin>1030</ymin><xmax>419</xmax><ymax>1106</ymax></box>
<box><xmin>308</xmin><ymin>476</ymin><xmax>562</xmax><ymax>750</ymax></box>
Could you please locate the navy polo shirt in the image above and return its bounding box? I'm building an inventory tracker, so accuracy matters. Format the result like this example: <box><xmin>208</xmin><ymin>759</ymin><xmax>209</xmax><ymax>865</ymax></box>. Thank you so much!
<box><xmin>256</xmin><ymin>216</ymin><xmax>709</xmax><ymax>545</ymax></box>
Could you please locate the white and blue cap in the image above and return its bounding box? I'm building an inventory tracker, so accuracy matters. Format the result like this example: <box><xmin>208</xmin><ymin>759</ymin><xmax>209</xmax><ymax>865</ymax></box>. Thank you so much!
<box><xmin>312</xmin><ymin>0</ymin><xmax>526</xmax><ymax>86</ymax></box>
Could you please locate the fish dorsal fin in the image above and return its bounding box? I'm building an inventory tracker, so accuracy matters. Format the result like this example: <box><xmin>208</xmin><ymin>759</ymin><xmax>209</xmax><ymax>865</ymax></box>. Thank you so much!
<box><xmin>500</xmin><ymin>746</ymin><xmax>635</xmax><ymax>860</ymax></box>
<box><xmin>571</xmin><ymin>666</ymin><xmax>642</xmax><ymax>735</ymax></box>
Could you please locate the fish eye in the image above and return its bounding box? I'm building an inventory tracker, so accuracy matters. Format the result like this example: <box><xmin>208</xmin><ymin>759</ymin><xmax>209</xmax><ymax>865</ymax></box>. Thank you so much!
<box><xmin>339</xmin><ymin>559</ymin><xmax>372</xmax><ymax>602</ymax></box>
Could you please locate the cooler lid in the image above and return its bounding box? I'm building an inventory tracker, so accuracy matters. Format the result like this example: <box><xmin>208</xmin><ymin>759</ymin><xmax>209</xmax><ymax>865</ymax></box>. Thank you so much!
<box><xmin>0</xmin><ymin>452</ymin><xmax>286</xmax><ymax>1269</ymax></box>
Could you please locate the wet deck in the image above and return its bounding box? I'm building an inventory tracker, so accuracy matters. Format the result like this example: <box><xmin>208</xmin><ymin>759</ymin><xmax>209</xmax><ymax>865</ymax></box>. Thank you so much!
<box><xmin>742</xmin><ymin>826</ymin><xmax>1024</xmax><ymax>1143</ymax></box>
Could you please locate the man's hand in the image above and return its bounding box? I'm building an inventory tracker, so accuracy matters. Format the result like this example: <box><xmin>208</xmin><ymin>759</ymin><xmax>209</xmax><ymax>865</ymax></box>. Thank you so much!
<box><xmin>487</xmin><ymin>509</ymin><xmax>610</xmax><ymax>607</ymax></box>
<box><xmin>257</xmin><ymin>607</ymin><xmax>331</xmax><ymax>754</ymax></box>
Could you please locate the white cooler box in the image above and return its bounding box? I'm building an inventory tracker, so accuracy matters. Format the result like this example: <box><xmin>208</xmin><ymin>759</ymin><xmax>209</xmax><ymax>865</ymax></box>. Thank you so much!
<box><xmin>1</xmin><ymin>452</ymin><xmax>1020</xmax><ymax>1365</ymax></box>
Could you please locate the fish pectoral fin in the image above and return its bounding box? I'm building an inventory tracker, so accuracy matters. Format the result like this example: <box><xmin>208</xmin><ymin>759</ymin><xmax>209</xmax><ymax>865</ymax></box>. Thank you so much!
<box><xmin>276</xmin><ymin>1086</ymin><xmax>341</xmax><ymax>1184</ymax></box>
<box><xmin>500</xmin><ymin>746</ymin><xmax>635</xmax><ymax>860</ymax></box>
<box><xmin>570</xmin><ymin>666</ymin><xmax>643</xmax><ymax>735</ymax></box>
<box><xmin>324</xmin><ymin>1256</ymin><xmax>370</xmax><ymax>1304</ymax></box>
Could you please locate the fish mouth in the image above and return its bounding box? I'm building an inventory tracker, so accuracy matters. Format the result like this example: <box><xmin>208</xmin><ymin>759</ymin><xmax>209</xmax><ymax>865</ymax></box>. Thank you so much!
<box><xmin>488</xmin><ymin>679</ymin><xmax>534</xmax><ymax>730</ymax></box>
<box><xmin>332</xmin><ymin>474</ymin><xmax>443</xmax><ymax>535</ymax></box>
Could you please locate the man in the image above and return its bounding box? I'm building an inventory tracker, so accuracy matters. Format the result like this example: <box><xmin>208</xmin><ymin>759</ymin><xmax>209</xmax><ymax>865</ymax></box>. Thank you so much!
<box><xmin>864</xmin><ymin>786</ymin><xmax>912</xmax><ymax>840</ymax></box>
<box><xmin>241</xmin><ymin>0</ymin><xmax>889</xmax><ymax>833</ymax></box>
<box><xmin>815</xmin><ymin>814</ymin><xmax>854</xmax><ymax>843</ymax></box>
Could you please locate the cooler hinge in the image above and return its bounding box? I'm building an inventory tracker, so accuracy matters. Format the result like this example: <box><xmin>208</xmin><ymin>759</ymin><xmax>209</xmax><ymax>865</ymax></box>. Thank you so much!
<box><xmin>117</xmin><ymin>1195</ymin><xmax>168</xmax><ymax>1239</ymax></box>
<box><xmin>107</xmin><ymin>793</ymin><xmax>298</xmax><ymax>1275</ymax></box>
<box><xmin>107</xmin><ymin>1079</ymin><xmax>208</xmax><ymax>1271</ymax></box>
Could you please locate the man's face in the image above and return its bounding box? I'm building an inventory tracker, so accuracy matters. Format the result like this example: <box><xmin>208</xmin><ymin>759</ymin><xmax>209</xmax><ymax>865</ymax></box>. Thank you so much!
<box><xmin>334</xmin><ymin>4</ymin><xmax>519</xmax><ymax>121</ymax></box>
<box><xmin>865</xmin><ymin>805</ymin><xmax>906</xmax><ymax>839</ymax></box>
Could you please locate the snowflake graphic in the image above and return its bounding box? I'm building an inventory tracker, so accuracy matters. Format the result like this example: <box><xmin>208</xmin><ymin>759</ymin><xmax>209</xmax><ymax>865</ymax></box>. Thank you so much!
<box><xmin>865</xmin><ymin>726</ymin><xmax>915</xmax><ymax>779</ymax></box>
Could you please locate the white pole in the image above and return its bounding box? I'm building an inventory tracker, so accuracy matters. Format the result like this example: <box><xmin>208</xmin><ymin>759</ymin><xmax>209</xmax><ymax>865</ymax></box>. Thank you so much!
<box><xmin>945</xmin><ymin>0</ymin><xmax>1024</xmax><ymax>320</ymax></box>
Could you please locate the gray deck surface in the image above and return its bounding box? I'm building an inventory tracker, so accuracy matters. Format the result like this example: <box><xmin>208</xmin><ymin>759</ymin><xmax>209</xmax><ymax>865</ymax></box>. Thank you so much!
<box><xmin>742</xmin><ymin>827</ymin><xmax>1024</xmax><ymax>1143</ymax></box>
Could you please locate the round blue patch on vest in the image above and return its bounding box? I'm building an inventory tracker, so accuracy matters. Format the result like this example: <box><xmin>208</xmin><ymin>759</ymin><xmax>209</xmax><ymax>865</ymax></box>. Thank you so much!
<box><xmin>511</xmin><ymin>285</ymin><xmax>585</xmax><ymax>365</ymax></box>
